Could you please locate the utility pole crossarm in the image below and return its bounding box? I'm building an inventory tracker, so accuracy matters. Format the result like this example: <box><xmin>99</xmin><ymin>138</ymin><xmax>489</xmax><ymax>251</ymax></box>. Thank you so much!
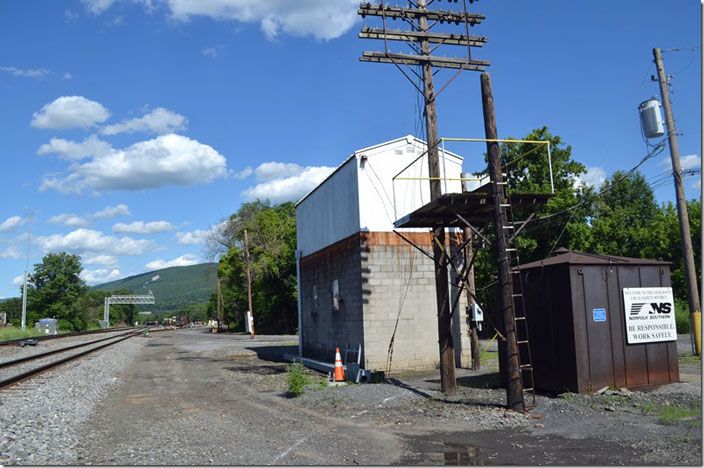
<box><xmin>359</xmin><ymin>27</ymin><xmax>487</xmax><ymax>47</ymax></box>
<box><xmin>358</xmin><ymin>3</ymin><xmax>485</xmax><ymax>25</ymax></box>
<box><xmin>361</xmin><ymin>51</ymin><xmax>489</xmax><ymax>70</ymax></box>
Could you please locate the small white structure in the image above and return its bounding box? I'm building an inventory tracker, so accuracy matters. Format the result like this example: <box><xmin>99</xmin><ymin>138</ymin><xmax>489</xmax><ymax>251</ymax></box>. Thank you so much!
<box><xmin>296</xmin><ymin>135</ymin><xmax>472</xmax><ymax>372</ymax></box>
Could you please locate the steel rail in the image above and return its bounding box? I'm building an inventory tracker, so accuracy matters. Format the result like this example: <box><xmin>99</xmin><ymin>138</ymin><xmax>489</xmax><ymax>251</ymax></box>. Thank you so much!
<box><xmin>0</xmin><ymin>333</ymin><xmax>137</xmax><ymax>390</ymax></box>
<box><xmin>0</xmin><ymin>330</ymin><xmax>138</xmax><ymax>369</ymax></box>
<box><xmin>0</xmin><ymin>326</ymin><xmax>137</xmax><ymax>347</ymax></box>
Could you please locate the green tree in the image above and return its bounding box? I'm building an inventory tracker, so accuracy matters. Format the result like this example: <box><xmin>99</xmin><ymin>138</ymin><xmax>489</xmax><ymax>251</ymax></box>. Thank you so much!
<box><xmin>589</xmin><ymin>171</ymin><xmax>658</xmax><ymax>258</ymax></box>
<box><xmin>472</xmin><ymin>128</ymin><xmax>593</xmax><ymax>328</ymax></box>
<box><xmin>214</xmin><ymin>200</ymin><xmax>298</xmax><ymax>333</ymax></box>
<box><xmin>0</xmin><ymin>298</ymin><xmax>22</xmax><ymax>327</ymax></box>
<box><xmin>641</xmin><ymin>199</ymin><xmax>701</xmax><ymax>304</ymax></box>
<box><xmin>27</xmin><ymin>252</ymin><xmax>88</xmax><ymax>330</ymax></box>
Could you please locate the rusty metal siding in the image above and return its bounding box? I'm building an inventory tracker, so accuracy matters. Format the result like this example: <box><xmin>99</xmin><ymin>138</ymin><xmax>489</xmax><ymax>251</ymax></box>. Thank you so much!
<box><xmin>519</xmin><ymin>252</ymin><xmax>678</xmax><ymax>393</ymax></box>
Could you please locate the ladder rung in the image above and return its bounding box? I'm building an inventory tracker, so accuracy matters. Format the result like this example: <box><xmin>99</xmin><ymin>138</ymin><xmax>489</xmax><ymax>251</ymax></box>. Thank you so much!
<box><xmin>512</xmin><ymin>293</ymin><xmax>523</xmax><ymax>297</ymax></box>
<box><xmin>523</xmin><ymin>387</ymin><xmax>534</xmax><ymax>392</ymax></box>
<box><xmin>502</xmin><ymin>225</ymin><xmax>515</xmax><ymax>229</ymax></box>
<box><xmin>500</xmin><ymin>204</ymin><xmax>511</xmax><ymax>207</ymax></box>
<box><xmin>496</xmin><ymin>182</ymin><xmax>508</xmax><ymax>185</ymax></box>
<box><xmin>515</xmin><ymin>316</ymin><xmax>526</xmax><ymax>320</ymax></box>
<box><xmin>506</xmin><ymin>248</ymin><xmax>517</xmax><ymax>252</ymax></box>
<box><xmin>517</xmin><ymin>340</ymin><xmax>529</xmax><ymax>344</ymax></box>
<box><xmin>520</xmin><ymin>364</ymin><xmax>533</xmax><ymax>369</ymax></box>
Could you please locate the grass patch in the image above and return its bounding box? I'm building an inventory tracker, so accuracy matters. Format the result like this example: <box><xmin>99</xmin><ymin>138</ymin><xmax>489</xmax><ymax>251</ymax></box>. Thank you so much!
<box><xmin>285</xmin><ymin>360</ymin><xmax>310</xmax><ymax>397</ymax></box>
<box><xmin>678</xmin><ymin>352</ymin><xmax>702</xmax><ymax>364</ymax></box>
<box><xmin>674</xmin><ymin>298</ymin><xmax>690</xmax><ymax>334</ymax></box>
<box><xmin>659</xmin><ymin>403</ymin><xmax>702</xmax><ymax>426</ymax></box>
<box><xmin>0</xmin><ymin>327</ymin><xmax>45</xmax><ymax>341</ymax></box>
<box><xmin>479</xmin><ymin>349</ymin><xmax>498</xmax><ymax>366</ymax></box>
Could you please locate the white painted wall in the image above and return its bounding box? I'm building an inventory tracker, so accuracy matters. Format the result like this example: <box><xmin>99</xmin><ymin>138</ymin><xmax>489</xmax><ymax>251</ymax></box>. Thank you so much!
<box><xmin>296</xmin><ymin>157</ymin><xmax>360</xmax><ymax>257</ymax></box>
<box><xmin>296</xmin><ymin>135</ymin><xmax>465</xmax><ymax>256</ymax></box>
<box><xmin>357</xmin><ymin>136</ymin><xmax>463</xmax><ymax>232</ymax></box>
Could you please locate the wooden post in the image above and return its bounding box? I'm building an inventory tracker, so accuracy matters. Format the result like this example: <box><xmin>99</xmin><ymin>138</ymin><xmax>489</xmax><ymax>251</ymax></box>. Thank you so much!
<box><xmin>244</xmin><ymin>228</ymin><xmax>255</xmax><ymax>339</ymax></box>
<box><xmin>653</xmin><ymin>48</ymin><xmax>701</xmax><ymax>356</ymax></box>
<box><xmin>461</xmin><ymin>173</ymin><xmax>480</xmax><ymax>371</ymax></box>
<box><xmin>480</xmin><ymin>72</ymin><xmax>524</xmax><ymax>411</ymax></box>
<box><xmin>418</xmin><ymin>0</ymin><xmax>456</xmax><ymax>396</ymax></box>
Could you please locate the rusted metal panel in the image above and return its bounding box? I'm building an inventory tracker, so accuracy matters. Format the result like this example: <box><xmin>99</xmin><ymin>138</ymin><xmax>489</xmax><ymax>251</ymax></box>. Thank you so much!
<box><xmin>519</xmin><ymin>250</ymin><xmax>676</xmax><ymax>393</ymax></box>
<box><xmin>581</xmin><ymin>265</ymin><xmax>615</xmax><ymax>392</ymax></box>
<box><xmin>617</xmin><ymin>266</ymin><xmax>650</xmax><ymax>388</ymax></box>
<box><xmin>606</xmin><ymin>265</ymin><xmax>627</xmax><ymax>388</ymax></box>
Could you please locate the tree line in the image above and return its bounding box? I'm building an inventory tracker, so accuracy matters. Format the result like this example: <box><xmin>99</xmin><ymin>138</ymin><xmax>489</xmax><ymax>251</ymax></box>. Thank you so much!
<box><xmin>1</xmin><ymin>128</ymin><xmax>698</xmax><ymax>335</ymax></box>
<box><xmin>209</xmin><ymin>127</ymin><xmax>699</xmax><ymax>335</ymax></box>
<box><xmin>1</xmin><ymin>252</ymin><xmax>138</xmax><ymax>330</ymax></box>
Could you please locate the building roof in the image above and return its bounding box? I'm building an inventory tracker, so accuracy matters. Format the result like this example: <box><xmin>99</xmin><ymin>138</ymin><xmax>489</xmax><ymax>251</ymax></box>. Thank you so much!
<box><xmin>295</xmin><ymin>135</ymin><xmax>463</xmax><ymax>207</ymax></box>
<box><xmin>518</xmin><ymin>248</ymin><xmax>671</xmax><ymax>269</ymax></box>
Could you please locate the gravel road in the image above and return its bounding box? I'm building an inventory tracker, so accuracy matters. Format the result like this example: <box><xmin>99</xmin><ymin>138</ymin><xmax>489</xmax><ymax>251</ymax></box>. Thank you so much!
<box><xmin>0</xmin><ymin>327</ymin><xmax>700</xmax><ymax>465</ymax></box>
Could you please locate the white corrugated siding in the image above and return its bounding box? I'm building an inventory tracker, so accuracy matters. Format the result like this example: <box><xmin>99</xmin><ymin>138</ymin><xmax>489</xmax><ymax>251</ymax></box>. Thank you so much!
<box><xmin>296</xmin><ymin>157</ymin><xmax>360</xmax><ymax>257</ymax></box>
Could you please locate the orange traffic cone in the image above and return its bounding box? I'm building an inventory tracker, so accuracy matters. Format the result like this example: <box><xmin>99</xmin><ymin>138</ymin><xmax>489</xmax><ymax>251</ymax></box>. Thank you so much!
<box><xmin>334</xmin><ymin>347</ymin><xmax>345</xmax><ymax>382</ymax></box>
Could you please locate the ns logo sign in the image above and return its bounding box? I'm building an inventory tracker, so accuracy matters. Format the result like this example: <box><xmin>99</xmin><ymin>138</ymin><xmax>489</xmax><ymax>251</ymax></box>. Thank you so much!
<box><xmin>629</xmin><ymin>302</ymin><xmax>672</xmax><ymax>315</ymax></box>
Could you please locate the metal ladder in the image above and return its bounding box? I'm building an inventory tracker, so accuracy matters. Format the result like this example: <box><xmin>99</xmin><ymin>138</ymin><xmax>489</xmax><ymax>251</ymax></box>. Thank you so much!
<box><xmin>500</xmin><ymin>182</ymin><xmax>537</xmax><ymax>409</ymax></box>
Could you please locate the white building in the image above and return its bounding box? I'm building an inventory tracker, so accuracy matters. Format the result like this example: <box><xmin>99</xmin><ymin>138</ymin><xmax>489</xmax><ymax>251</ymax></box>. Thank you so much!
<box><xmin>296</xmin><ymin>135</ymin><xmax>472</xmax><ymax>372</ymax></box>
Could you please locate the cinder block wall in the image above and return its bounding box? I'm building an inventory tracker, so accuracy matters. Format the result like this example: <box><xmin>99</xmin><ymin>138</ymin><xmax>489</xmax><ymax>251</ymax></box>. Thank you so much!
<box><xmin>300</xmin><ymin>234</ymin><xmax>364</xmax><ymax>363</ymax></box>
<box><xmin>359</xmin><ymin>232</ymin><xmax>471</xmax><ymax>372</ymax></box>
<box><xmin>300</xmin><ymin>232</ymin><xmax>471</xmax><ymax>372</ymax></box>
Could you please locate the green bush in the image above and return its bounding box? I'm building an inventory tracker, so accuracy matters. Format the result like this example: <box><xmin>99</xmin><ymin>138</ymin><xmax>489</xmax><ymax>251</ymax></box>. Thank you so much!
<box><xmin>675</xmin><ymin>298</ymin><xmax>690</xmax><ymax>334</ymax></box>
<box><xmin>286</xmin><ymin>360</ymin><xmax>310</xmax><ymax>397</ymax></box>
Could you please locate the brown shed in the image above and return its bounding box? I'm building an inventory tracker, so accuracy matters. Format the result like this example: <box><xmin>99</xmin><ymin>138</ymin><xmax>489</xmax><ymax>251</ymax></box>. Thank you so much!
<box><xmin>517</xmin><ymin>249</ymin><xmax>679</xmax><ymax>393</ymax></box>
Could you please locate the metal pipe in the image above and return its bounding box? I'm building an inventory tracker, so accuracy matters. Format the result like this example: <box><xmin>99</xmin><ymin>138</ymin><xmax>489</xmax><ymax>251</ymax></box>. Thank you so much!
<box><xmin>546</xmin><ymin>142</ymin><xmax>555</xmax><ymax>194</ymax></box>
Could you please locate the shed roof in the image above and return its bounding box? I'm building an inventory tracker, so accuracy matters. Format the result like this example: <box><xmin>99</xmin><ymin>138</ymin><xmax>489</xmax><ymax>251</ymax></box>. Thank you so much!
<box><xmin>518</xmin><ymin>248</ymin><xmax>671</xmax><ymax>269</ymax></box>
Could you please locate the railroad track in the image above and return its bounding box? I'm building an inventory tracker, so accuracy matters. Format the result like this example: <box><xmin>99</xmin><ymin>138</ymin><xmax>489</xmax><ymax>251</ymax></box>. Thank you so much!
<box><xmin>0</xmin><ymin>326</ymin><xmax>137</xmax><ymax>347</ymax></box>
<box><xmin>0</xmin><ymin>330</ymin><xmax>142</xmax><ymax>390</ymax></box>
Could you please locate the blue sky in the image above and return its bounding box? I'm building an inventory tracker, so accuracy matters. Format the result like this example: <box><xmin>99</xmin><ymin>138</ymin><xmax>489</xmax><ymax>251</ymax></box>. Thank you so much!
<box><xmin>0</xmin><ymin>0</ymin><xmax>701</xmax><ymax>298</ymax></box>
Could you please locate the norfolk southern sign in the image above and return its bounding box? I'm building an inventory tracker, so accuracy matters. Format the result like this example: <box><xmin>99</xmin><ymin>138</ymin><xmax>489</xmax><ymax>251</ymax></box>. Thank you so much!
<box><xmin>623</xmin><ymin>287</ymin><xmax>676</xmax><ymax>344</ymax></box>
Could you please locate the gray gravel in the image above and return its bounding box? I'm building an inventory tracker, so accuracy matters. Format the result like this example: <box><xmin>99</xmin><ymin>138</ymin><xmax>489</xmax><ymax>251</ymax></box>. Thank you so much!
<box><xmin>0</xmin><ymin>337</ymin><xmax>144</xmax><ymax>465</ymax></box>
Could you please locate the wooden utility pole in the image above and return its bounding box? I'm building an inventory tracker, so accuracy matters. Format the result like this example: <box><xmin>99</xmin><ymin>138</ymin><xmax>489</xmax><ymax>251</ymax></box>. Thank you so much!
<box><xmin>480</xmin><ymin>73</ymin><xmax>524</xmax><ymax>411</ymax></box>
<box><xmin>461</xmin><ymin>174</ymin><xmax>480</xmax><ymax>371</ymax></box>
<box><xmin>359</xmin><ymin>0</ymin><xmax>489</xmax><ymax>396</ymax></box>
<box><xmin>244</xmin><ymin>228</ymin><xmax>255</xmax><ymax>339</ymax></box>
<box><xmin>653</xmin><ymin>48</ymin><xmax>701</xmax><ymax>356</ymax></box>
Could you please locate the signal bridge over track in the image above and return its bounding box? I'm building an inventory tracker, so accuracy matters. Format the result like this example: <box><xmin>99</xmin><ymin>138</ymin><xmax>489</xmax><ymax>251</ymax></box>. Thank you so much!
<box><xmin>102</xmin><ymin>292</ymin><xmax>155</xmax><ymax>327</ymax></box>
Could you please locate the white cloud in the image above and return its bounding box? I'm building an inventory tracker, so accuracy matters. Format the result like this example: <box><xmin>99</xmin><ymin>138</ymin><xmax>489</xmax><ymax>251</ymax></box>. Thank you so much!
<box><xmin>93</xmin><ymin>204</ymin><xmax>131</xmax><ymax>219</ymax></box>
<box><xmin>233</xmin><ymin>166</ymin><xmax>253</xmax><ymax>179</ymax></box>
<box><xmin>83</xmin><ymin>254</ymin><xmax>119</xmax><ymax>266</ymax></box>
<box><xmin>1</xmin><ymin>246</ymin><xmax>22</xmax><ymax>259</ymax></box>
<box><xmin>242</xmin><ymin>165</ymin><xmax>335</xmax><ymax>203</ymax></box>
<box><xmin>575</xmin><ymin>166</ymin><xmax>607</xmax><ymax>188</ymax></box>
<box><xmin>39</xmin><ymin>134</ymin><xmax>227</xmax><ymax>193</ymax></box>
<box><xmin>658</xmin><ymin>154</ymin><xmax>701</xmax><ymax>172</ymax></box>
<box><xmin>0</xmin><ymin>216</ymin><xmax>25</xmax><ymax>232</ymax></box>
<box><xmin>100</xmin><ymin>107</ymin><xmax>188</xmax><ymax>135</ymax></box>
<box><xmin>31</xmin><ymin>96</ymin><xmax>111</xmax><ymax>130</ymax></box>
<box><xmin>48</xmin><ymin>213</ymin><xmax>91</xmax><ymax>227</ymax></box>
<box><xmin>82</xmin><ymin>0</ymin><xmax>118</xmax><ymax>14</ymax></box>
<box><xmin>175</xmin><ymin>220</ymin><xmax>226</xmax><ymax>245</ymax></box>
<box><xmin>64</xmin><ymin>9</ymin><xmax>80</xmax><ymax>21</ymax></box>
<box><xmin>112</xmin><ymin>220</ymin><xmax>176</xmax><ymax>234</ymax></box>
<box><xmin>83</xmin><ymin>0</ymin><xmax>359</xmax><ymax>40</ymax></box>
<box><xmin>81</xmin><ymin>268</ymin><xmax>122</xmax><ymax>284</ymax></box>
<box><xmin>0</xmin><ymin>66</ymin><xmax>51</xmax><ymax>79</ymax></box>
<box><xmin>37</xmin><ymin>135</ymin><xmax>113</xmax><ymax>161</ymax></box>
<box><xmin>48</xmin><ymin>204</ymin><xmax>130</xmax><ymax>227</ymax></box>
<box><xmin>203</xmin><ymin>47</ymin><xmax>217</xmax><ymax>57</ymax></box>
<box><xmin>145</xmin><ymin>253</ymin><xmax>200</xmax><ymax>270</ymax></box>
<box><xmin>12</xmin><ymin>275</ymin><xmax>27</xmax><ymax>287</ymax></box>
<box><xmin>255</xmin><ymin>161</ymin><xmax>303</xmax><ymax>182</ymax></box>
<box><xmin>35</xmin><ymin>228</ymin><xmax>153</xmax><ymax>256</ymax></box>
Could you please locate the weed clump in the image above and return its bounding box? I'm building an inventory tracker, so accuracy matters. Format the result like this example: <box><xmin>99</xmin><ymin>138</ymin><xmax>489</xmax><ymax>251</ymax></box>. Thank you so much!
<box><xmin>286</xmin><ymin>360</ymin><xmax>310</xmax><ymax>397</ymax></box>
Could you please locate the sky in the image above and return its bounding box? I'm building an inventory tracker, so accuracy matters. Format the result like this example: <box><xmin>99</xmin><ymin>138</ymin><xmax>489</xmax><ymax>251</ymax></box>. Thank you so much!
<box><xmin>0</xmin><ymin>0</ymin><xmax>701</xmax><ymax>299</ymax></box>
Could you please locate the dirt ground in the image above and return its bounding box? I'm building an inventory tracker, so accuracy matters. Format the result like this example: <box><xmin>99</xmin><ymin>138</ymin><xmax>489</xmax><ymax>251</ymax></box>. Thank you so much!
<box><xmin>76</xmin><ymin>328</ymin><xmax>702</xmax><ymax>465</ymax></box>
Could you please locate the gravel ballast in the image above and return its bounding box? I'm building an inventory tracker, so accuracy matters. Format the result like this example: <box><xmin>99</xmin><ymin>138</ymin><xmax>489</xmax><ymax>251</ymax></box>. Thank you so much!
<box><xmin>0</xmin><ymin>337</ymin><xmax>144</xmax><ymax>465</ymax></box>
